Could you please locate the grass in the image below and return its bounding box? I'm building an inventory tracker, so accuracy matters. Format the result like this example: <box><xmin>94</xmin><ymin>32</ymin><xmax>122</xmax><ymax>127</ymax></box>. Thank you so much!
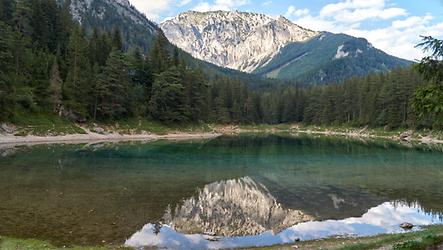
<box><xmin>2</xmin><ymin>226</ymin><xmax>443</xmax><ymax>250</ymax></box>
<box><xmin>10</xmin><ymin>112</ymin><xmax>86</xmax><ymax>136</ymax></box>
<box><xmin>247</xmin><ymin>225</ymin><xmax>443</xmax><ymax>250</ymax></box>
<box><xmin>4</xmin><ymin>114</ymin><xmax>443</xmax><ymax>146</ymax></box>
<box><xmin>0</xmin><ymin>235</ymin><xmax>130</xmax><ymax>250</ymax></box>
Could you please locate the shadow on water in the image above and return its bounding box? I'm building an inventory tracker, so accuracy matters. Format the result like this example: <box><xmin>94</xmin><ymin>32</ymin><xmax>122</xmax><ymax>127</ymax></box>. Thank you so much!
<box><xmin>0</xmin><ymin>134</ymin><xmax>442</xmax><ymax>247</ymax></box>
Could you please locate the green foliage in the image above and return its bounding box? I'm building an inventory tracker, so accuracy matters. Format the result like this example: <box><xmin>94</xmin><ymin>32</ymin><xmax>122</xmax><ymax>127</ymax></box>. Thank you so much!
<box><xmin>393</xmin><ymin>234</ymin><xmax>443</xmax><ymax>250</ymax></box>
<box><xmin>149</xmin><ymin>67</ymin><xmax>189</xmax><ymax>123</ymax></box>
<box><xmin>412</xmin><ymin>36</ymin><xmax>443</xmax><ymax>128</ymax></box>
<box><xmin>0</xmin><ymin>0</ymin><xmax>436</xmax><ymax>132</ymax></box>
<box><xmin>96</xmin><ymin>49</ymin><xmax>131</xmax><ymax>120</ymax></box>
<box><xmin>253</xmin><ymin>32</ymin><xmax>412</xmax><ymax>84</ymax></box>
<box><xmin>0</xmin><ymin>21</ymin><xmax>14</xmax><ymax>120</ymax></box>
<box><xmin>63</xmin><ymin>26</ymin><xmax>92</xmax><ymax>120</ymax></box>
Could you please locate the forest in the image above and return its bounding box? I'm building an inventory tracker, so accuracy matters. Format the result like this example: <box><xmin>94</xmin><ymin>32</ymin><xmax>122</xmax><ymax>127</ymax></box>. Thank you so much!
<box><xmin>0</xmin><ymin>0</ymin><xmax>442</xmax><ymax>130</ymax></box>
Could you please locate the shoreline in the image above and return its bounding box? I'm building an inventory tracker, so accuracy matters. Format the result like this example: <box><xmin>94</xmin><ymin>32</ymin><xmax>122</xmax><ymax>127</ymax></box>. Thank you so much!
<box><xmin>295</xmin><ymin>129</ymin><xmax>443</xmax><ymax>145</ymax></box>
<box><xmin>0</xmin><ymin>132</ymin><xmax>222</xmax><ymax>147</ymax></box>
<box><xmin>1</xmin><ymin>124</ymin><xmax>443</xmax><ymax>147</ymax></box>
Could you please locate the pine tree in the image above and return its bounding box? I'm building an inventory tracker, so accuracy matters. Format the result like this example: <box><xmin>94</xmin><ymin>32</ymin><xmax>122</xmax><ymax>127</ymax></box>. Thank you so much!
<box><xmin>0</xmin><ymin>0</ymin><xmax>15</xmax><ymax>26</ymax></box>
<box><xmin>150</xmin><ymin>31</ymin><xmax>170</xmax><ymax>74</ymax></box>
<box><xmin>96</xmin><ymin>49</ymin><xmax>130</xmax><ymax>120</ymax></box>
<box><xmin>0</xmin><ymin>21</ymin><xmax>14</xmax><ymax>120</ymax></box>
<box><xmin>64</xmin><ymin>26</ymin><xmax>92</xmax><ymax>120</ymax></box>
<box><xmin>413</xmin><ymin>36</ymin><xmax>443</xmax><ymax>128</ymax></box>
<box><xmin>149</xmin><ymin>67</ymin><xmax>189</xmax><ymax>123</ymax></box>
<box><xmin>49</xmin><ymin>58</ymin><xmax>63</xmax><ymax>114</ymax></box>
<box><xmin>112</xmin><ymin>26</ymin><xmax>123</xmax><ymax>51</ymax></box>
<box><xmin>182</xmin><ymin>69</ymin><xmax>208</xmax><ymax>121</ymax></box>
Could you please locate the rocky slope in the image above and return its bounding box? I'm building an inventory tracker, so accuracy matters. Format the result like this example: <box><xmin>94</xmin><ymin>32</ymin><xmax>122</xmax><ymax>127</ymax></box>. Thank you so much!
<box><xmin>161</xmin><ymin>11</ymin><xmax>319</xmax><ymax>73</ymax></box>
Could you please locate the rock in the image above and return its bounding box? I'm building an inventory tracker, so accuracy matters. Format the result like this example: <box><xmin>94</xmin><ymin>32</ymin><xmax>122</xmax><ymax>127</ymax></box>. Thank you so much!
<box><xmin>400</xmin><ymin>222</ymin><xmax>414</xmax><ymax>230</ymax></box>
<box><xmin>91</xmin><ymin>127</ymin><xmax>105</xmax><ymax>134</ymax></box>
<box><xmin>399</xmin><ymin>131</ymin><xmax>413</xmax><ymax>141</ymax></box>
<box><xmin>0</xmin><ymin>123</ymin><xmax>15</xmax><ymax>134</ymax></box>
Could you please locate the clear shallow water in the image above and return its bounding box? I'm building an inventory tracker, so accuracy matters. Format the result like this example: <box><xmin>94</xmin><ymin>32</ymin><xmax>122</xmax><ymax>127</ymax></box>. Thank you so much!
<box><xmin>0</xmin><ymin>135</ymin><xmax>442</xmax><ymax>248</ymax></box>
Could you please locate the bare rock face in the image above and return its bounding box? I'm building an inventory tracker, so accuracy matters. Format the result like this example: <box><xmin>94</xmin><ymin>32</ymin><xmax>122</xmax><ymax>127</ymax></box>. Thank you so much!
<box><xmin>163</xmin><ymin>177</ymin><xmax>313</xmax><ymax>236</ymax></box>
<box><xmin>161</xmin><ymin>11</ymin><xmax>318</xmax><ymax>73</ymax></box>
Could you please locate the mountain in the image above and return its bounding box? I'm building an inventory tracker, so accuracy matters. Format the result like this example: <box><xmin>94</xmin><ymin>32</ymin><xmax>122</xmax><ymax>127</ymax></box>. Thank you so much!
<box><xmin>161</xmin><ymin>10</ymin><xmax>412</xmax><ymax>84</ymax></box>
<box><xmin>161</xmin><ymin>11</ymin><xmax>318</xmax><ymax>73</ymax></box>
<box><xmin>66</xmin><ymin>0</ymin><xmax>276</xmax><ymax>87</ymax></box>
<box><xmin>254</xmin><ymin>32</ymin><xmax>412</xmax><ymax>83</ymax></box>
<box><xmin>67</xmin><ymin>0</ymin><xmax>157</xmax><ymax>51</ymax></box>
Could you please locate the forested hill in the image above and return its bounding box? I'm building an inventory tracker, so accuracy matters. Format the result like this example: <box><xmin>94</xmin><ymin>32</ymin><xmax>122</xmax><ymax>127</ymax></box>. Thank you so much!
<box><xmin>66</xmin><ymin>0</ymin><xmax>157</xmax><ymax>50</ymax></box>
<box><xmin>63</xmin><ymin>0</ymin><xmax>275</xmax><ymax>87</ymax></box>
<box><xmin>0</xmin><ymin>0</ymin><xmax>440</xmax><ymax>130</ymax></box>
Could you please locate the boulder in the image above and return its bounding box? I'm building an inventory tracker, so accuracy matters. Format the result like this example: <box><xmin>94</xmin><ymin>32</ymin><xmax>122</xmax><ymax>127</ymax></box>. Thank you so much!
<box><xmin>0</xmin><ymin>123</ymin><xmax>15</xmax><ymax>134</ymax></box>
<box><xmin>399</xmin><ymin>131</ymin><xmax>414</xmax><ymax>141</ymax></box>
<box><xmin>91</xmin><ymin>127</ymin><xmax>105</xmax><ymax>134</ymax></box>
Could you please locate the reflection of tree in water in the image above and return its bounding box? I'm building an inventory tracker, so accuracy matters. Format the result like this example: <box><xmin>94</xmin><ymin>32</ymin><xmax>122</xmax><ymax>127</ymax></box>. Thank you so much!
<box><xmin>162</xmin><ymin>177</ymin><xmax>313</xmax><ymax>236</ymax></box>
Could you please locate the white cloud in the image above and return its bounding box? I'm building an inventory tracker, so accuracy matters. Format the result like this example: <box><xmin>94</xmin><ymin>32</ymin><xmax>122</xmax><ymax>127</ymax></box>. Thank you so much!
<box><xmin>286</xmin><ymin>0</ymin><xmax>443</xmax><ymax>60</ymax></box>
<box><xmin>178</xmin><ymin>0</ymin><xmax>192</xmax><ymax>7</ymax></box>
<box><xmin>128</xmin><ymin>0</ymin><xmax>174</xmax><ymax>21</ymax></box>
<box><xmin>285</xmin><ymin>6</ymin><xmax>310</xmax><ymax>18</ymax></box>
<box><xmin>192</xmin><ymin>0</ymin><xmax>250</xmax><ymax>12</ymax></box>
<box><xmin>129</xmin><ymin>0</ymin><xmax>194</xmax><ymax>21</ymax></box>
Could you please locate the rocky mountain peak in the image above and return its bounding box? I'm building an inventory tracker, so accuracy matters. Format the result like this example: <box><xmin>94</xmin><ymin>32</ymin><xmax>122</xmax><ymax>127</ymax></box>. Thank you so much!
<box><xmin>161</xmin><ymin>10</ymin><xmax>319</xmax><ymax>73</ymax></box>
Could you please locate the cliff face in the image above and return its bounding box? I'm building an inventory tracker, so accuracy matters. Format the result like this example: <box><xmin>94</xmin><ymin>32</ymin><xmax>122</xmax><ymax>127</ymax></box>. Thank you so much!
<box><xmin>161</xmin><ymin>11</ymin><xmax>318</xmax><ymax>73</ymax></box>
<box><xmin>163</xmin><ymin>177</ymin><xmax>313</xmax><ymax>236</ymax></box>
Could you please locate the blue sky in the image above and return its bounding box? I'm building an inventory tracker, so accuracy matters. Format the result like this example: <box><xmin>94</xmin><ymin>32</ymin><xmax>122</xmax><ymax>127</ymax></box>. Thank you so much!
<box><xmin>128</xmin><ymin>0</ymin><xmax>443</xmax><ymax>60</ymax></box>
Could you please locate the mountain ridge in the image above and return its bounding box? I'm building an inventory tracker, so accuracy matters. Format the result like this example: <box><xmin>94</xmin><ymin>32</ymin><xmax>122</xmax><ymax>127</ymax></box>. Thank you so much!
<box><xmin>161</xmin><ymin>10</ymin><xmax>412</xmax><ymax>84</ymax></box>
<box><xmin>161</xmin><ymin>10</ymin><xmax>319</xmax><ymax>73</ymax></box>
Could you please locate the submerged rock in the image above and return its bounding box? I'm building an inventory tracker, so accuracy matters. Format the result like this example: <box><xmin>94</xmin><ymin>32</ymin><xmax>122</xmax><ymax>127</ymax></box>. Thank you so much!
<box><xmin>400</xmin><ymin>222</ymin><xmax>414</xmax><ymax>230</ymax></box>
<box><xmin>163</xmin><ymin>177</ymin><xmax>313</xmax><ymax>236</ymax></box>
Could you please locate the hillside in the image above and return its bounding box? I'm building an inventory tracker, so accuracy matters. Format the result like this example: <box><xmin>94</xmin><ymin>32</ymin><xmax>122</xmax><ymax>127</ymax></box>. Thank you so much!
<box><xmin>254</xmin><ymin>32</ymin><xmax>412</xmax><ymax>84</ymax></box>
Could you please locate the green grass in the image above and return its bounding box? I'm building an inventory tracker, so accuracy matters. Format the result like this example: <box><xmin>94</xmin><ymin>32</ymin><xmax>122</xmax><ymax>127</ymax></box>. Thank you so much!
<box><xmin>3</xmin><ymin>226</ymin><xmax>442</xmax><ymax>250</ymax></box>
<box><xmin>0</xmin><ymin>235</ymin><xmax>131</xmax><ymax>250</ymax></box>
<box><xmin>247</xmin><ymin>225</ymin><xmax>443</xmax><ymax>250</ymax></box>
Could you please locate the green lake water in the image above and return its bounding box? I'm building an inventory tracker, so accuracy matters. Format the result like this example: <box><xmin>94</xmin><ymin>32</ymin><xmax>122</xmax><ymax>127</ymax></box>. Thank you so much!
<box><xmin>0</xmin><ymin>135</ymin><xmax>442</xmax><ymax>249</ymax></box>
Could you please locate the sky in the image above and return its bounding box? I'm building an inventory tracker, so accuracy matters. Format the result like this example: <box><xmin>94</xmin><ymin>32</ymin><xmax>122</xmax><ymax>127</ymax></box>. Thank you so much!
<box><xmin>128</xmin><ymin>0</ymin><xmax>443</xmax><ymax>60</ymax></box>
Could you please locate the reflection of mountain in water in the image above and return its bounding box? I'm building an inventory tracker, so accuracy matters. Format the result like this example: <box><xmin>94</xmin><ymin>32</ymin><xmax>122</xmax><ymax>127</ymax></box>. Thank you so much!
<box><xmin>126</xmin><ymin>201</ymin><xmax>443</xmax><ymax>250</ymax></box>
<box><xmin>163</xmin><ymin>177</ymin><xmax>313</xmax><ymax>236</ymax></box>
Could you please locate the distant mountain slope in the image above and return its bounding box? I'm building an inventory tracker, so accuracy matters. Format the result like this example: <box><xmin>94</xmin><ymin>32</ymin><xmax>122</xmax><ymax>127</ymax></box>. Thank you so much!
<box><xmin>253</xmin><ymin>32</ymin><xmax>412</xmax><ymax>84</ymax></box>
<box><xmin>67</xmin><ymin>0</ymin><xmax>157</xmax><ymax>51</ymax></box>
<box><xmin>161</xmin><ymin>11</ymin><xmax>318</xmax><ymax>73</ymax></box>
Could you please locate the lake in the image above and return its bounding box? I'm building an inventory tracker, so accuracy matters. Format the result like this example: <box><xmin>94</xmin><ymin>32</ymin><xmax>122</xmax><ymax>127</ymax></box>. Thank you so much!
<box><xmin>0</xmin><ymin>135</ymin><xmax>442</xmax><ymax>249</ymax></box>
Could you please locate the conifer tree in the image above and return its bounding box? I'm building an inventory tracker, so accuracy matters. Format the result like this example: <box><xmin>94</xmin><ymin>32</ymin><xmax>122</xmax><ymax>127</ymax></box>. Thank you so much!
<box><xmin>96</xmin><ymin>49</ymin><xmax>130</xmax><ymax>120</ymax></box>
<box><xmin>49</xmin><ymin>58</ymin><xmax>63</xmax><ymax>114</ymax></box>
<box><xmin>64</xmin><ymin>26</ymin><xmax>91</xmax><ymax>120</ymax></box>
<box><xmin>0</xmin><ymin>21</ymin><xmax>14</xmax><ymax>120</ymax></box>
<box><xmin>149</xmin><ymin>67</ymin><xmax>189</xmax><ymax>123</ymax></box>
